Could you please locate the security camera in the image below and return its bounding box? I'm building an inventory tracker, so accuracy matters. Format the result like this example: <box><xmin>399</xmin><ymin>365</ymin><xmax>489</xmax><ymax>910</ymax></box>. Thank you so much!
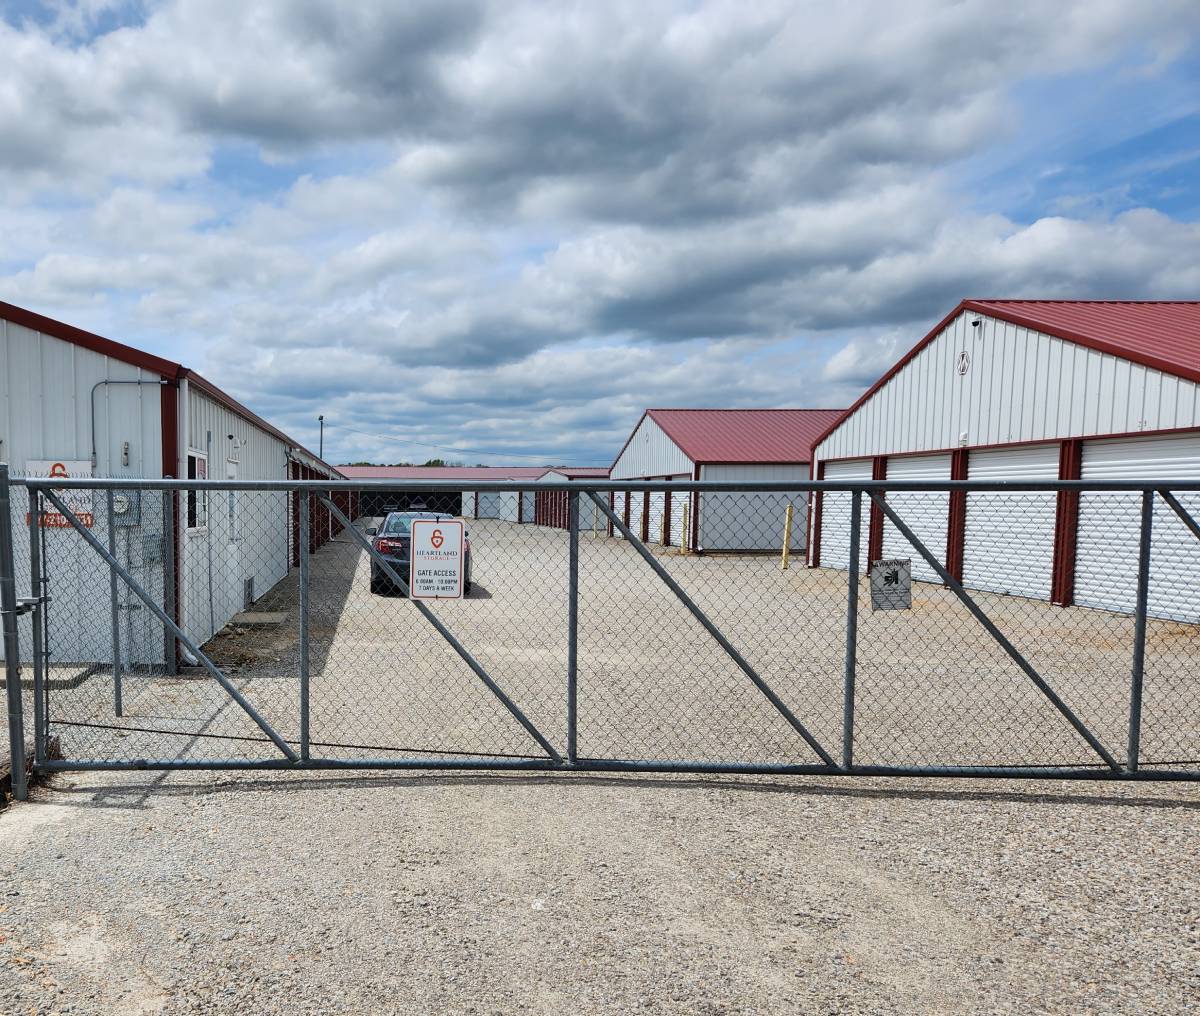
<box><xmin>971</xmin><ymin>319</ymin><xmax>981</xmax><ymax>327</ymax></box>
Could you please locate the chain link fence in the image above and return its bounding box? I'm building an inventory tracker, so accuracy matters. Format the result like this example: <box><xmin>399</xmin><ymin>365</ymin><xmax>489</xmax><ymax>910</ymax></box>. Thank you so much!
<box><xmin>4</xmin><ymin>474</ymin><xmax>1199</xmax><ymax>785</ymax></box>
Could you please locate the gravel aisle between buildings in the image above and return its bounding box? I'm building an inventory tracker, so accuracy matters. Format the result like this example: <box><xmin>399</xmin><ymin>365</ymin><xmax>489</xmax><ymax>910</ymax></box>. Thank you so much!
<box><xmin>1</xmin><ymin>771</ymin><xmax>1197</xmax><ymax>1015</ymax></box>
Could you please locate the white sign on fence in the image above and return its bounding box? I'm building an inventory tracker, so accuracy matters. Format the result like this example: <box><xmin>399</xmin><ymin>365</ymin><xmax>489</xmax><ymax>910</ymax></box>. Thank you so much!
<box><xmin>25</xmin><ymin>459</ymin><xmax>94</xmax><ymax>527</ymax></box>
<box><xmin>409</xmin><ymin>519</ymin><xmax>465</xmax><ymax>600</ymax></box>
<box><xmin>869</xmin><ymin>558</ymin><xmax>912</xmax><ymax>611</ymax></box>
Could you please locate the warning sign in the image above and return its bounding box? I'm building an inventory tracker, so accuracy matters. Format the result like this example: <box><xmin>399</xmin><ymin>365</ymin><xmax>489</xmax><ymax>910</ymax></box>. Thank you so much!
<box><xmin>409</xmin><ymin>519</ymin><xmax>465</xmax><ymax>600</ymax></box>
<box><xmin>25</xmin><ymin>459</ymin><xmax>94</xmax><ymax>528</ymax></box>
<box><xmin>869</xmin><ymin>558</ymin><xmax>912</xmax><ymax>611</ymax></box>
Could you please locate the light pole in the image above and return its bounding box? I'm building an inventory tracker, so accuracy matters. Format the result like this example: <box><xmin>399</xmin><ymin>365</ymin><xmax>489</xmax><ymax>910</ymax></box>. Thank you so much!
<box><xmin>318</xmin><ymin>415</ymin><xmax>324</xmax><ymax>459</ymax></box>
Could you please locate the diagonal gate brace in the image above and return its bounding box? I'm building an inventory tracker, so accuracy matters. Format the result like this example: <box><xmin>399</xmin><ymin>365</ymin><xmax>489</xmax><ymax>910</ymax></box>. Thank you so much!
<box><xmin>41</xmin><ymin>487</ymin><xmax>299</xmax><ymax>761</ymax></box>
<box><xmin>318</xmin><ymin>494</ymin><xmax>563</xmax><ymax>764</ymax></box>
<box><xmin>588</xmin><ymin>491</ymin><xmax>836</xmax><ymax>768</ymax></box>
<box><xmin>868</xmin><ymin>491</ymin><xmax>1119</xmax><ymax>771</ymax></box>
<box><xmin>1158</xmin><ymin>490</ymin><xmax>1200</xmax><ymax>545</ymax></box>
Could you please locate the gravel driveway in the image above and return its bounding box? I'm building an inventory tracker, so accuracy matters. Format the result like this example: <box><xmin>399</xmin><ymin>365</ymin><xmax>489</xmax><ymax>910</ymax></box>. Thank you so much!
<box><xmin>3</xmin><ymin>518</ymin><xmax>1198</xmax><ymax>1013</ymax></box>
<box><xmin>1</xmin><ymin>769</ymin><xmax>1198</xmax><ymax>1015</ymax></box>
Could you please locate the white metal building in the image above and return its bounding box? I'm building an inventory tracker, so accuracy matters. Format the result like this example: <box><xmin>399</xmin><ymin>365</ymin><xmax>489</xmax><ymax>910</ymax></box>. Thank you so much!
<box><xmin>810</xmin><ymin>300</ymin><xmax>1200</xmax><ymax>621</ymax></box>
<box><xmin>610</xmin><ymin>409</ymin><xmax>844</xmax><ymax>552</ymax></box>
<box><xmin>0</xmin><ymin>300</ymin><xmax>342</xmax><ymax>665</ymax></box>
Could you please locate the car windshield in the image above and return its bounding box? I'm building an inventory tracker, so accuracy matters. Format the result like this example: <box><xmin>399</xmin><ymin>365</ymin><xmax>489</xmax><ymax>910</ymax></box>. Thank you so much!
<box><xmin>380</xmin><ymin>512</ymin><xmax>441</xmax><ymax>535</ymax></box>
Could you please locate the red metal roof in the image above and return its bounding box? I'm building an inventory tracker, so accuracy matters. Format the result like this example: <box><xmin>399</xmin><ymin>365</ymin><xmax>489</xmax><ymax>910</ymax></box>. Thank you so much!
<box><xmin>628</xmin><ymin>408</ymin><xmax>845</xmax><ymax>465</ymax></box>
<box><xmin>337</xmin><ymin>465</ymin><xmax>551</xmax><ymax>481</ymax></box>
<box><xmin>811</xmin><ymin>299</ymin><xmax>1200</xmax><ymax>453</ymax></box>
<box><xmin>968</xmin><ymin>300</ymin><xmax>1200</xmax><ymax>383</ymax></box>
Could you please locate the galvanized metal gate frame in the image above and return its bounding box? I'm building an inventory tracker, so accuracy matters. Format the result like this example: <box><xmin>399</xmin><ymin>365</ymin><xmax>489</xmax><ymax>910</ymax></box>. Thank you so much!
<box><xmin>4</xmin><ymin>471</ymin><xmax>1200</xmax><ymax>797</ymax></box>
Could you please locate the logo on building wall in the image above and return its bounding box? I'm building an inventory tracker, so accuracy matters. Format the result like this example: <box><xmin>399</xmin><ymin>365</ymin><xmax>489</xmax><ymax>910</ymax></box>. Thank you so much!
<box><xmin>956</xmin><ymin>351</ymin><xmax>970</xmax><ymax>376</ymax></box>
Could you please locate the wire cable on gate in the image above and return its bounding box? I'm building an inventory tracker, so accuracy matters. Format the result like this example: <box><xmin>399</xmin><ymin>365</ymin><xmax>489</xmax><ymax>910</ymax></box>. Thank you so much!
<box><xmin>48</xmin><ymin>719</ymin><xmax>548</xmax><ymax>760</ymax></box>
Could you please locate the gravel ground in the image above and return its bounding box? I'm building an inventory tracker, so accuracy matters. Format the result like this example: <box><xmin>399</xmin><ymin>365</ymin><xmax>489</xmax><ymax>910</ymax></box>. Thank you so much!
<box><xmin>1</xmin><ymin>769</ymin><xmax>1198</xmax><ymax>1015</ymax></box>
<box><xmin>3</xmin><ymin>517</ymin><xmax>1198</xmax><ymax>1013</ymax></box>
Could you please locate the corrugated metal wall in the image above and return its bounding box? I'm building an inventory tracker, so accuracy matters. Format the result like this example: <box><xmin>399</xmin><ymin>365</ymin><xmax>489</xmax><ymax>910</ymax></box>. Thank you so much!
<box><xmin>1</xmin><ymin>319</ymin><xmax>163</xmax><ymax>476</ymax></box>
<box><xmin>611</xmin><ymin>415</ymin><xmax>693</xmax><ymax>479</ymax></box>
<box><xmin>1076</xmin><ymin>433</ymin><xmax>1200</xmax><ymax>621</ymax></box>
<box><xmin>815</xmin><ymin>311</ymin><xmax>1200</xmax><ymax>463</ymax></box>
<box><xmin>698</xmin><ymin>463</ymin><xmax>808</xmax><ymax>551</ymax></box>
<box><xmin>182</xmin><ymin>388</ymin><xmax>291</xmax><ymax>645</ymax></box>
<box><xmin>1</xmin><ymin>320</ymin><xmax>167</xmax><ymax>664</ymax></box>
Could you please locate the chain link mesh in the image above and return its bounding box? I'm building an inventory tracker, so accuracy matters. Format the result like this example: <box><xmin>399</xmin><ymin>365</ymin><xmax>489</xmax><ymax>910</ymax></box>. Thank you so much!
<box><xmin>4</xmin><ymin>478</ymin><xmax>1198</xmax><ymax>776</ymax></box>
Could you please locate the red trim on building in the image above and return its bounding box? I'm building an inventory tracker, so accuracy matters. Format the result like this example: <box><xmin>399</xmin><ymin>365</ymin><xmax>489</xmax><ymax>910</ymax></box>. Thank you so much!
<box><xmin>810</xmin><ymin>299</ymin><xmax>1200</xmax><ymax>457</ymax></box>
<box><xmin>0</xmin><ymin>299</ymin><xmax>183</xmax><ymax>378</ymax></box>
<box><xmin>809</xmin><ymin>461</ymin><xmax>825</xmax><ymax>567</ymax></box>
<box><xmin>867</xmin><ymin>457</ymin><xmax>887</xmax><ymax>564</ymax></box>
<box><xmin>815</xmin><ymin>422</ymin><xmax>1200</xmax><ymax>468</ymax></box>
<box><xmin>690</xmin><ymin>464</ymin><xmax>701</xmax><ymax>552</ymax></box>
<box><xmin>1051</xmin><ymin>439</ymin><xmax>1083</xmax><ymax>607</ymax></box>
<box><xmin>945</xmin><ymin>449</ymin><xmax>968</xmax><ymax>583</ymax></box>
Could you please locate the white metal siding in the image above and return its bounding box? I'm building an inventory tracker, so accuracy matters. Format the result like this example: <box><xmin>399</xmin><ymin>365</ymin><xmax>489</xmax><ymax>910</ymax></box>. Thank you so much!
<box><xmin>1076</xmin><ymin>433</ymin><xmax>1200</xmax><ymax>621</ymax></box>
<box><xmin>476</xmin><ymin>491</ymin><xmax>519</xmax><ymax>521</ymax></box>
<box><xmin>962</xmin><ymin>444</ymin><xmax>1059</xmax><ymax>599</ymax></box>
<box><xmin>698</xmin><ymin>463</ymin><xmax>809</xmax><ymax>552</ymax></box>
<box><xmin>669</xmin><ymin>483</ymin><xmax>687</xmax><ymax>548</ymax></box>
<box><xmin>611</xmin><ymin>415</ymin><xmax>694</xmax><ymax>479</ymax></box>
<box><xmin>815</xmin><ymin>311</ymin><xmax>1200</xmax><ymax>463</ymax></box>
<box><xmin>817</xmin><ymin>459</ymin><xmax>871</xmax><ymax>569</ymax></box>
<box><xmin>880</xmin><ymin>453</ymin><xmax>952</xmax><ymax>583</ymax></box>
<box><xmin>182</xmin><ymin>389</ymin><xmax>291</xmax><ymax>645</ymax></box>
<box><xmin>0</xmin><ymin>320</ymin><xmax>166</xmax><ymax>664</ymax></box>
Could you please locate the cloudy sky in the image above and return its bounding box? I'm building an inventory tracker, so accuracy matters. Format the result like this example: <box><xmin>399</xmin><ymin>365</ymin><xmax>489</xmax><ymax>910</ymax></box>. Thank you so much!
<box><xmin>3</xmin><ymin>1</ymin><xmax>1199</xmax><ymax>466</ymax></box>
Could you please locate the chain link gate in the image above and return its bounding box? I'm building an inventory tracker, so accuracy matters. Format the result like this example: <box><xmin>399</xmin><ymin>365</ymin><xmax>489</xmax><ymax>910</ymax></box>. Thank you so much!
<box><xmin>4</xmin><ymin>470</ymin><xmax>1200</xmax><ymax>790</ymax></box>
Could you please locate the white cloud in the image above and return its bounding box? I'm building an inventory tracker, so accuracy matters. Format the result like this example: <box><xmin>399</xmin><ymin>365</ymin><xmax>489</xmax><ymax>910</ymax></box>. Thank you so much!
<box><xmin>1</xmin><ymin>1</ymin><xmax>1198</xmax><ymax>463</ymax></box>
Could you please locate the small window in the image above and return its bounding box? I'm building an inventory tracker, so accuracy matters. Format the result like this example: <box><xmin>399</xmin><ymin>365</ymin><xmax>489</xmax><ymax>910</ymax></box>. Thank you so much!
<box><xmin>187</xmin><ymin>452</ymin><xmax>208</xmax><ymax>529</ymax></box>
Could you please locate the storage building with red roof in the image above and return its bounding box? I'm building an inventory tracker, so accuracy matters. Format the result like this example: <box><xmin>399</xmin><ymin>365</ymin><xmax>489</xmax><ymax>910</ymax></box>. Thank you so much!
<box><xmin>610</xmin><ymin>408</ymin><xmax>844</xmax><ymax>552</ymax></box>
<box><xmin>809</xmin><ymin>299</ymin><xmax>1200</xmax><ymax>619</ymax></box>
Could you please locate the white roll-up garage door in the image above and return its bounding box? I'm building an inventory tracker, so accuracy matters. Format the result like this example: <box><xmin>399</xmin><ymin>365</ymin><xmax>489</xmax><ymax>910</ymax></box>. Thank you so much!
<box><xmin>629</xmin><ymin>490</ymin><xmax>645</xmax><ymax>541</ymax></box>
<box><xmin>817</xmin><ymin>459</ymin><xmax>872</xmax><ymax>569</ymax></box>
<box><xmin>962</xmin><ymin>444</ymin><xmax>1059</xmax><ymax>599</ymax></box>
<box><xmin>647</xmin><ymin>490</ymin><xmax>666</xmax><ymax>545</ymax></box>
<box><xmin>880</xmin><ymin>453</ymin><xmax>952</xmax><ymax>583</ymax></box>
<box><xmin>1076</xmin><ymin>432</ymin><xmax>1200</xmax><ymax>621</ymax></box>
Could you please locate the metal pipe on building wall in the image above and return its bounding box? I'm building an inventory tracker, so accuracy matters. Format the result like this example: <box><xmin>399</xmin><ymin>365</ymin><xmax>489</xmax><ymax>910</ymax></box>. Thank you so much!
<box><xmin>205</xmin><ymin>430</ymin><xmax>215</xmax><ymax>640</ymax></box>
<box><xmin>89</xmin><ymin>378</ymin><xmax>168</xmax><ymax>470</ymax></box>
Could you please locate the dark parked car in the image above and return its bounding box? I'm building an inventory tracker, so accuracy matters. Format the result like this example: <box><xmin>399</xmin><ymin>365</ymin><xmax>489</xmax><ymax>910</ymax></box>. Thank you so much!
<box><xmin>366</xmin><ymin>511</ymin><xmax>472</xmax><ymax>596</ymax></box>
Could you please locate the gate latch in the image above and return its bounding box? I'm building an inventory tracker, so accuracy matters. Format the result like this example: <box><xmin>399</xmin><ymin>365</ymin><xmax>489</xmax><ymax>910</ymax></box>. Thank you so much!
<box><xmin>10</xmin><ymin>597</ymin><xmax>41</xmax><ymax>617</ymax></box>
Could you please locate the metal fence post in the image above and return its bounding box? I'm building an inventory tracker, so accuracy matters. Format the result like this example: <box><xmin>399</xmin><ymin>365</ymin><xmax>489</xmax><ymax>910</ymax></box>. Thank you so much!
<box><xmin>567</xmin><ymin>490</ymin><xmax>579</xmax><ymax>763</ymax></box>
<box><xmin>1</xmin><ymin>464</ymin><xmax>28</xmax><ymax>800</ymax></box>
<box><xmin>162</xmin><ymin>490</ymin><xmax>177</xmax><ymax>676</ymax></box>
<box><xmin>106</xmin><ymin>490</ymin><xmax>123</xmax><ymax>717</ymax></box>
<box><xmin>299</xmin><ymin>488</ymin><xmax>310</xmax><ymax>762</ymax></box>
<box><xmin>1127</xmin><ymin>490</ymin><xmax>1154</xmax><ymax>772</ymax></box>
<box><xmin>27</xmin><ymin>488</ymin><xmax>46</xmax><ymax>765</ymax></box>
<box><xmin>843</xmin><ymin>490</ymin><xmax>861</xmax><ymax>769</ymax></box>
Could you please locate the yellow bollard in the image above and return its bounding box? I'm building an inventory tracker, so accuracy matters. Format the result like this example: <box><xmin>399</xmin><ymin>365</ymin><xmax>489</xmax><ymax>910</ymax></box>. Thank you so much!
<box><xmin>680</xmin><ymin>502</ymin><xmax>689</xmax><ymax>555</ymax></box>
<box><xmin>781</xmin><ymin>502</ymin><xmax>793</xmax><ymax>570</ymax></box>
